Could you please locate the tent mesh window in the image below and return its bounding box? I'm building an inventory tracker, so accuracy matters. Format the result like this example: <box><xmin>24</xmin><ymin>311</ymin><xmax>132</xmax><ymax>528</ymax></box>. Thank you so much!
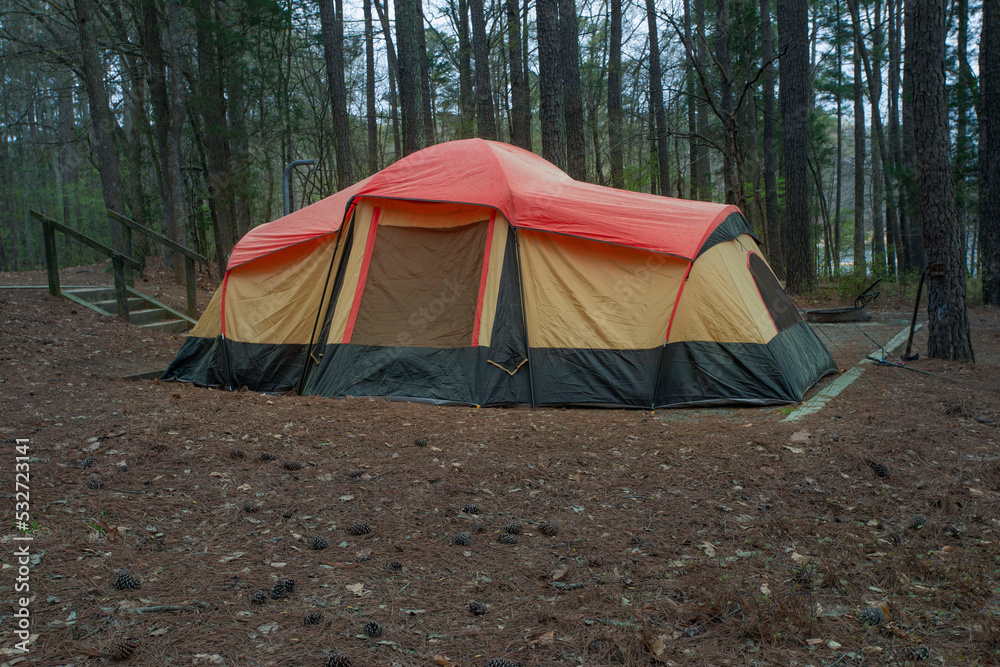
<box><xmin>351</xmin><ymin>222</ymin><xmax>489</xmax><ymax>348</ymax></box>
<box><xmin>747</xmin><ymin>253</ymin><xmax>801</xmax><ymax>333</ymax></box>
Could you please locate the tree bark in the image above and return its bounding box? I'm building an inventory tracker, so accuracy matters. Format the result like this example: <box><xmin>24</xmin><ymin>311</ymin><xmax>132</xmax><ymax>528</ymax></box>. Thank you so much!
<box><xmin>901</xmin><ymin>0</ymin><xmax>924</xmax><ymax>270</ymax></box>
<box><xmin>194</xmin><ymin>0</ymin><xmax>238</xmax><ymax>275</ymax></box>
<box><xmin>761</xmin><ymin>0</ymin><xmax>782</xmax><ymax>276</ymax></box>
<box><xmin>714</xmin><ymin>0</ymin><xmax>737</xmax><ymax>206</ymax></box>
<box><xmin>694</xmin><ymin>0</ymin><xmax>710</xmax><ymax>199</ymax></box>
<box><xmin>507</xmin><ymin>0</ymin><xmax>529</xmax><ymax>149</ymax></box>
<box><xmin>416</xmin><ymin>1</ymin><xmax>436</xmax><ymax>145</ymax></box>
<box><xmin>561</xmin><ymin>0</ymin><xmax>586</xmax><ymax>180</ymax></box>
<box><xmin>834</xmin><ymin>0</ymin><xmax>844</xmax><ymax>275</ymax></box>
<box><xmin>869</xmin><ymin>0</ymin><xmax>886</xmax><ymax>276</ymax></box>
<box><xmin>537</xmin><ymin>0</ymin><xmax>566</xmax><ymax>170</ymax></box>
<box><xmin>365</xmin><ymin>0</ymin><xmax>379</xmax><ymax>173</ymax></box>
<box><xmin>980</xmin><ymin>0</ymin><xmax>1000</xmax><ymax>304</ymax></box>
<box><xmin>74</xmin><ymin>0</ymin><xmax>126</xmax><ymax>250</ymax></box>
<box><xmin>469</xmin><ymin>0</ymin><xmax>497</xmax><ymax>140</ymax></box>
<box><xmin>646</xmin><ymin>0</ymin><xmax>669</xmax><ymax>196</ymax></box>
<box><xmin>394</xmin><ymin>0</ymin><xmax>423</xmax><ymax>154</ymax></box>
<box><xmin>954</xmin><ymin>0</ymin><xmax>974</xmax><ymax>274</ymax></box>
<box><xmin>374</xmin><ymin>0</ymin><xmax>402</xmax><ymax>159</ymax></box>
<box><xmin>456</xmin><ymin>0</ymin><xmax>475</xmax><ymax>139</ymax></box>
<box><xmin>684</xmin><ymin>0</ymin><xmax>696</xmax><ymax>199</ymax></box>
<box><xmin>777</xmin><ymin>0</ymin><xmax>814</xmax><ymax>292</ymax></box>
<box><xmin>887</xmin><ymin>0</ymin><xmax>905</xmax><ymax>276</ymax></box>
<box><xmin>320</xmin><ymin>0</ymin><xmax>354</xmax><ymax>187</ymax></box>
<box><xmin>911</xmin><ymin>0</ymin><xmax>973</xmax><ymax>360</ymax></box>
<box><xmin>853</xmin><ymin>44</ymin><xmax>866</xmax><ymax>276</ymax></box>
<box><xmin>608</xmin><ymin>0</ymin><xmax>623</xmax><ymax>188</ymax></box>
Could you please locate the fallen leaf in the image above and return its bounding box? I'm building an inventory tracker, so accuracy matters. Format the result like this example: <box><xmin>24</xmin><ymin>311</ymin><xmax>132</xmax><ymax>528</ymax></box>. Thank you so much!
<box><xmin>433</xmin><ymin>654</ymin><xmax>453</xmax><ymax>666</ymax></box>
<box><xmin>806</xmin><ymin>638</ymin><xmax>824</xmax><ymax>645</ymax></box>
<box><xmin>760</xmin><ymin>583</ymin><xmax>771</xmax><ymax>596</ymax></box>
<box><xmin>698</xmin><ymin>542</ymin><xmax>716</xmax><ymax>557</ymax></box>
<box><xmin>346</xmin><ymin>582</ymin><xmax>366</xmax><ymax>596</ymax></box>
<box><xmin>784</xmin><ymin>446</ymin><xmax>805</xmax><ymax>454</ymax></box>
<box><xmin>550</xmin><ymin>566</ymin><xmax>568</xmax><ymax>582</ymax></box>
<box><xmin>649</xmin><ymin>635</ymin><xmax>668</xmax><ymax>655</ymax></box>
<box><xmin>828</xmin><ymin>640</ymin><xmax>842</xmax><ymax>649</ymax></box>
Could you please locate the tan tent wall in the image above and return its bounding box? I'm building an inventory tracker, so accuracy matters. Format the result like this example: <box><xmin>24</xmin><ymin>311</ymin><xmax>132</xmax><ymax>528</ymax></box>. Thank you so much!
<box><xmin>222</xmin><ymin>233</ymin><xmax>341</xmax><ymax>345</ymax></box>
<box><xmin>189</xmin><ymin>287</ymin><xmax>223</xmax><ymax>338</ymax></box>
<box><xmin>518</xmin><ymin>230</ymin><xmax>689</xmax><ymax>350</ymax></box>
<box><xmin>667</xmin><ymin>234</ymin><xmax>777</xmax><ymax>346</ymax></box>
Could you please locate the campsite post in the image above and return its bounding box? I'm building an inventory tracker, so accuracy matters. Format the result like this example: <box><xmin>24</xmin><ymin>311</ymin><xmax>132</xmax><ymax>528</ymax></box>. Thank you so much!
<box><xmin>283</xmin><ymin>160</ymin><xmax>317</xmax><ymax>216</ymax></box>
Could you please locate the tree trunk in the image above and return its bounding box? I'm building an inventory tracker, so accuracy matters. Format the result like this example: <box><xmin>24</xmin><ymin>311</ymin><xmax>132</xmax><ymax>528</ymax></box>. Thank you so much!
<box><xmin>320</xmin><ymin>0</ymin><xmax>354</xmax><ymax>187</ymax></box>
<box><xmin>456</xmin><ymin>0</ymin><xmax>474</xmax><ymax>139</ymax></box>
<box><xmin>887</xmin><ymin>0</ymin><xmax>905</xmax><ymax>276</ymax></box>
<box><xmin>853</xmin><ymin>47</ymin><xmax>866</xmax><ymax>276</ymax></box>
<box><xmin>394</xmin><ymin>0</ymin><xmax>423</xmax><ymax>154</ymax></box>
<box><xmin>980</xmin><ymin>0</ymin><xmax>1000</xmax><ymax>304</ymax></box>
<box><xmin>954</xmin><ymin>0</ymin><xmax>974</xmax><ymax>274</ymax></box>
<box><xmin>469</xmin><ymin>0</ymin><xmax>497</xmax><ymax>140</ymax></box>
<box><xmin>537</xmin><ymin>0</ymin><xmax>566</xmax><ymax>170</ymax></box>
<box><xmin>194</xmin><ymin>0</ymin><xmax>238</xmax><ymax>275</ymax></box>
<box><xmin>694</xmin><ymin>0</ymin><xmax>711</xmax><ymax>199</ymax></box>
<box><xmin>715</xmin><ymin>0</ymin><xmax>737</xmax><ymax>206</ymax></box>
<box><xmin>911</xmin><ymin>0</ymin><xmax>973</xmax><ymax>360</ymax></box>
<box><xmin>646</xmin><ymin>0</ymin><xmax>669</xmax><ymax>196</ymax></box>
<box><xmin>685</xmin><ymin>0</ymin><xmax>696</xmax><ymax>199</ymax></box>
<box><xmin>870</xmin><ymin>0</ymin><xmax>886</xmax><ymax>276</ymax></box>
<box><xmin>761</xmin><ymin>0</ymin><xmax>783</xmax><ymax>276</ymax></box>
<box><xmin>778</xmin><ymin>0</ymin><xmax>813</xmax><ymax>292</ymax></box>
<box><xmin>608</xmin><ymin>0</ymin><xmax>623</xmax><ymax>188</ymax></box>
<box><xmin>901</xmin><ymin>0</ymin><xmax>924</xmax><ymax>270</ymax></box>
<box><xmin>507</xmin><ymin>0</ymin><xmax>529</xmax><ymax>149</ymax></box>
<box><xmin>416</xmin><ymin>1</ymin><xmax>436</xmax><ymax>145</ymax></box>
<box><xmin>374</xmin><ymin>0</ymin><xmax>402</xmax><ymax>160</ymax></box>
<box><xmin>834</xmin><ymin>0</ymin><xmax>843</xmax><ymax>275</ymax></box>
<box><xmin>561</xmin><ymin>0</ymin><xmax>586</xmax><ymax>180</ymax></box>
<box><xmin>365</xmin><ymin>0</ymin><xmax>379</xmax><ymax>173</ymax></box>
<box><xmin>74</xmin><ymin>0</ymin><xmax>126</xmax><ymax>250</ymax></box>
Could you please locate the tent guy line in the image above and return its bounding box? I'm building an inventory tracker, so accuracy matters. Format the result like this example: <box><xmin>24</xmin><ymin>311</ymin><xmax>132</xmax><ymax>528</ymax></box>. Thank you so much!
<box><xmin>783</xmin><ymin>323</ymin><xmax>922</xmax><ymax>422</ymax></box>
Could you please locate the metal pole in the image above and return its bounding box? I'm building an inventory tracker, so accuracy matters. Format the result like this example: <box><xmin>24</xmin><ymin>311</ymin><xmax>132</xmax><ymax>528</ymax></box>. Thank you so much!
<box><xmin>283</xmin><ymin>160</ymin><xmax>317</xmax><ymax>216</ymax></box>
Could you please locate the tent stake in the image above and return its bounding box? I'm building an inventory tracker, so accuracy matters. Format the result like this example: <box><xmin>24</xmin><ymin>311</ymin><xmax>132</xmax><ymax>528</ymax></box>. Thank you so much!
<box><xmin>902</xmin><ymin>271</ymin><xmax>925</xmax><ymax>361</ymax></box>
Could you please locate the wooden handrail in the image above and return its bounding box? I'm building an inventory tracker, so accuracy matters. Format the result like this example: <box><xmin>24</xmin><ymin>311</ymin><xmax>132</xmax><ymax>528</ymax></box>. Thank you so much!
<box><xmin>108</xmin><ymin>210</ymin><xmax>209</xmax><ymax>266</ymax></box>
<box><xmin>31</xmin><ymin>209</ymin><xmax>137</xmax><ymax>319</ymax></box>
<box><xmin>30</xmin><ymin>210</ymin><xmax>140</xmax><ymax>269</ymax></box>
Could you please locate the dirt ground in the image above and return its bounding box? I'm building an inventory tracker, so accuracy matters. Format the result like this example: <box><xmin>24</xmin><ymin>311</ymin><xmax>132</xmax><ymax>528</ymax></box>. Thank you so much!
<box><xmin>2</xmin><ymin>260</ymin><xmax>999</xmax><ymax>667</ymax></box>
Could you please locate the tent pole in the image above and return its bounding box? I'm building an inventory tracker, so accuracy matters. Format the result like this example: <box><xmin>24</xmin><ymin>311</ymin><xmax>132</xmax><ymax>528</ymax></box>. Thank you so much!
<box><xmin>513</xmin><ymin>228</ymin><xmax>536</xmax><ymax>410</ymax></box>
<box><xmin>298</xmin><ymin>200</ymin><xmax>356</xmax><ymax>394</ymax></box>
<box><xmin>651</xmin><ymin>259</ymin><xmax>694</xmax><ymax>409</ymax></box>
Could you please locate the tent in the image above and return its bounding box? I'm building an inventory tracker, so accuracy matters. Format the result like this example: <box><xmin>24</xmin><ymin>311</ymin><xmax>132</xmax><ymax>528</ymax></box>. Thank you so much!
<box><xmin>163</xmin><ymin>139</ymin><xmax>836</xmax><ymax>407</ymax></box>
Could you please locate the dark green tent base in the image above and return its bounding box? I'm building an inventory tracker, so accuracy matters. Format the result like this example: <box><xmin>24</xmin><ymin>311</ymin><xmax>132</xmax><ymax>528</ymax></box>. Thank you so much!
<box><xmin>163</xmin><ymin>320</ymin><xmax>836</xmax><ymax>408</ymax></box>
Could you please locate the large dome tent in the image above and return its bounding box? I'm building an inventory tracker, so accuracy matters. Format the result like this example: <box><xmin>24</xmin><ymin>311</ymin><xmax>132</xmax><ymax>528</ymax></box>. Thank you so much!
<box><xmin>163</xmin><ymin>139</ymin><xmax>836</xmax><ymax>407</ymax></box>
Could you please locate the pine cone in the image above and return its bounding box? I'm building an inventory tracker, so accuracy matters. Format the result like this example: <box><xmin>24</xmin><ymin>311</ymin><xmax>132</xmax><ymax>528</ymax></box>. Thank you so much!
<box><xmin>260</xmin><ymin>452</ymin><xmax>276</xmax><ymax>461</ymax></box>
<box><xmin>498</xmin><ymin>534</ymin><xmax>517</xmax><ymax>545</ymax></box>
<box><xmin>348</xmin><ymin>469</ymin><xmax>364</xmax><ymax>478</ymax></box>
<box><xmin>469</xmin><ymin>601</ymin><xmax>488</xmax><ymax>616</ymax></box>
<box><xmin>86</xmin><ymin>478</ymin><xmax>103</xmax><ymax>489</ymax></box>
<box><xmin>362</xmin><ymin>620</ymin><xmax>383</xmax><ymax>637</ymax></box>
<box><xmin>905</xmin><ymin>645</ymin><xmax>930</xmax><ymax>661</ymax></box>
<box><xmin>454</xmin><ymin>532</ymin><xmax>472</xmax><ymax>546</ymax></box>
<box><xmin>112</xmin><ymin>636</ymin><xmax>139</xmax><ymax>661</ymax></box>
<box><xmin>117</xmin><ymin>463</ymin><xmax>128</xmax><ymax>472</ymax></box>
<box><xmin>229</xmin><ymin>449</ymin><xmax>247</xmax><ymax>460</ymax></box>
<box><xmin>250</xmin><ymin>590</ymin><xmax>267</xmax><ymax>605</ymax></box>
<box><xmin>474</xmin><ymin>523</ymin><xmax>486</xmax><ymax>533</ymax></box>
<box><xmin>386</xmin><ymin>560</ymin><xmax>403</xmax><ymax>571</ymax></box>
<box><xmin>872</xmin><ymin>463</ymin><xmax>890</xmax><ymax>478</ymax></box>
<box><xmin>462</xmin><ymin>504</ymin><xmax>480</xmax><ymax>515</ymax></box>
<box><xmin>312</xmin><ymin>536</ymin><xmax>330</xmax><ymax>550</ymax></box>
<box><xmin>503</xmin><ymin>522</ymin><xmax>521</xmax><ymax>535</ymax></box>
<box><xmin>348</xmin><ymin>522</ymin><xmax>372</xmax><ymax>536</ymax></box>
<box><xmin>280</xmin><ymin>578</ymin><xmax>295</xmax><ymax>592</ymax></box>
<box><xmin>414</xmin><ymin>438</ymin><xmax>427</xmax><ymax>446</ymax></box>
<box><xmin>243</xmin><ymin>501</ymin><xmax>258</xmax><ymax>513</ymax></box>
<box><xmin>283</xmin><ymin>460</ymin><xmax>304</xmax><ymax>471</ymax></box>
<box><xmin>484</xmin><ymin>658</ymin><xmax>523</xmax><ymax>667</ymax></box>
<box><xmin>304</xmin><ymin>611</ymin><xmax>324</xmax><ymax>625</ymax></box>
<box><xmin>539</xmin><ymin>521</ymin><xmax>560</xmax><ymax>537</ymax></box>
<box><xmin>79</xmin><ymin>456</ymin><xmax>95</xmax><ymax>469</ymax></box>
<box><xmin>269</xmin><ymin>583</ymin><xmax>287</xmax><ymax>600</ymax></box>
<box><xmin>324</xmin><ymin>654</ymin><xmax>353</xmax><ymax>667</ymax></box>
<box><xmin>114</xmin><ymin>569</ymin><xmax>141</xmax><ymax>590</ymax></box>
<box><xmin>150</xmin><ymin>444</ymin><xmax>167</xmax><ymax>453</ymax></box>
<box><xmin>909</xmin><ymin>514</ymin><xmax>927</xmax><ymax>530</ymax></box>
<box><xmin>857</xmin><ymin>606</ymin><xmax>884</xmax><ymax>626</ymax></box>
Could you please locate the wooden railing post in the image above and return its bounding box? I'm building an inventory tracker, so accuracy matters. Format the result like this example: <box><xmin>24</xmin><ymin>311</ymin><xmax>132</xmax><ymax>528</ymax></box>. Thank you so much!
<box><xmin>122</xmin><ymin>225</ymin><xmax>135</xmax><ymax>286</ymax></box>
<box><xmin>111</xmin><ymin>255</ymin><xmax>129</xmax><ymax>320</ymax></box>
<box><xmin>185</xmin><ymin>256</ymin><xmax>197</xmax><ymax>319</ymax></box>
<box><xmin>41</xmin><ymin>219</ymin><xmax>60</xmax><ymax>297</ymax></box>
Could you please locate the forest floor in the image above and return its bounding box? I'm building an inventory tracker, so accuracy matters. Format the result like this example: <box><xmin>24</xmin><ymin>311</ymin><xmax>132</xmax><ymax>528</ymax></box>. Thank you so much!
<box><xmin>1</xmin><ymin>260</ymin><xmax>999</xmax><ymax>667</ymax></box>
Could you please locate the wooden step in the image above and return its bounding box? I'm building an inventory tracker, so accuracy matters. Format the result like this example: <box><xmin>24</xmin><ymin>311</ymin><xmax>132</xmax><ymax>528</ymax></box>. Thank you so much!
<box><xmin>58</xmin><ymin>285</ymin><xmax>196</xmax><ymax>333</ymax></box>
<box><xmin>140</xmin><ymin>319</ymin><xmax>190</xmax><ymax>334</ymax></box>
